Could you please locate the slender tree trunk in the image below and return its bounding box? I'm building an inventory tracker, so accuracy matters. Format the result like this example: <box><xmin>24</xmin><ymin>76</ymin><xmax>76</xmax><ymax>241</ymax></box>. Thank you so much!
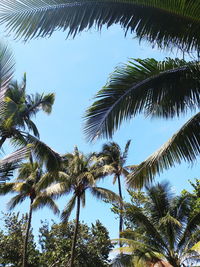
<box><xmin>22</xmin><ymin>199</ymin><xmax>33</xmax><ymax>267</ymax></box>
<box><xmin>117</xmin><ymin>174</ymin><xmax>123</xmax><ymax>247</ymax></box>
<box><xmin>69</xmin><ymin>196</ymin><xmax>80</xmax><ymax>267</ymax></box>
<box><xmin>0</xmin><ymin>136</ymin><xmax>7</xmax><ymax>149</ymax></box>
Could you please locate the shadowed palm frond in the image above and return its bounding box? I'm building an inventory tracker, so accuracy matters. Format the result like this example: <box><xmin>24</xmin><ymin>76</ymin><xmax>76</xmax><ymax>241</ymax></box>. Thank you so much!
<box><xmin>127</xmin><ymin>112</ymin><xmax>200</xmax><ymax>189</ymax></box>
<box><xmin>1</xmin><ymin>0</ymin><xmax>200</xmax><ymax>52</ymax></box>
<box><xmin>32</xmin><ymin>195</ymin><xmax>59</xmax><ymax>214</ymax></box>
<box><xmin>90</xmin><ymin>186</ymin><xmax>122</xmax><ymax>203</ymax></box>
<box><xmin>16</xmin><ymin>134</ymin><xmax>61</xmax><ymax>171</ymax></box>
<box><xmin>84</xmin><ymin>58</ymin><xmax>200</xmax><ymax>141</ymax></box>
<box><xmin>7</xmin><ymin>193</ymin><xmax>26</xmax><ymax>210</ymax></box>
<box><xmin>122</xmin><ymin>140</ymin><xmax>131</xmax><ymax>163</ymax></box>
<box><xmin>61</xmin><ymin>194</ymin><xmax>76</xmax><ymax>221</ymax></box>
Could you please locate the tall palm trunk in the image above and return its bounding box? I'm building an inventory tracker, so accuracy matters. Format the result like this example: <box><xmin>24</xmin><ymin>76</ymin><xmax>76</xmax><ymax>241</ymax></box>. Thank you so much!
<box><xmin>117</xmin><ymin>174</ymin><xmax>123</xmax><ymax>247</ymax></box>
<box><xmin>22</xmin><ymin>199</ymin><xmax>33</xmax><ymax>267</ymax></box>
<box><xmin>69</xmin><ymin>195</ymin><xmax>80</xmax><ymax>267</ymax></box>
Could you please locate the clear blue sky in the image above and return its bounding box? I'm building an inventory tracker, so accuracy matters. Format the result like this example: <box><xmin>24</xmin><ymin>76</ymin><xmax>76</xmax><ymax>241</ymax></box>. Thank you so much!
<box><xmin>0</xmin><ymin>25</ymin><xmax>199</xmax><ymax>243</ymax></box>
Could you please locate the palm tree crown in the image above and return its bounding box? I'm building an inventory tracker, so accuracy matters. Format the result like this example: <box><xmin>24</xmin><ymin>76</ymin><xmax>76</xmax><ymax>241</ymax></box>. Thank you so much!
<box><xmin>114</xmin><ymin>182</ymin><xmax>200</xmax><ymax>267</ymax></box>
<box><xmin>38</xmin><ymin>146</ymin><xmax>121</xmax><ymax>267</ymax></box>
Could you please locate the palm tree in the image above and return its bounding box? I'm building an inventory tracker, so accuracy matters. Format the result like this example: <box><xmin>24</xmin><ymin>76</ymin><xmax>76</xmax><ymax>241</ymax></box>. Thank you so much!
<box><xmin>84</xmin><ymin>57</ymin><xmax>200</xmax><ymax>188</ymax></box>
<box><xmin>112</xmin><ymin>182</ymin><xmax>200</xmax><ymax>267</ymax></box>
<box><xmin>0</xmin><ymin>1</ymin><xmax>200</xmax><ymax>52</ymax></box>
<box><xmin>0</xmin><ymin>160</ymin><xmax>59</xmax><ymax>267</ymax></box>
<box><xmin>98</xmin><ymin>141</ymin><xmax>131</xmax><ymax>243</ymax></box>
<box><xmin>38</xmin><ymin>146</ymin><xmax>122</xmax><ymax>267</ymax></box>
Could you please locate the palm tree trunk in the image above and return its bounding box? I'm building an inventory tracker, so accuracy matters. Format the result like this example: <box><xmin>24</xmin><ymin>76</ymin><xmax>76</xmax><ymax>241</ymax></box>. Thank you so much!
<box><xmin>117</xmin><ymin>174</ymin><xmax>123</xmax><ymax>247</ymax></box>
<box><xmin>69</xmin><ymin>195</ymin><xmax>80</xmax><ymax>267</ymax></box>
<box><xmin>22</xmin><ymin>199</ymin><xmax>33</xmax><ymax>267</ymax></box>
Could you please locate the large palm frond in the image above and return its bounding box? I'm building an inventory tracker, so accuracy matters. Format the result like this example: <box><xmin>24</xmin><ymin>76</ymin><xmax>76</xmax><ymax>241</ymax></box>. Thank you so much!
<box><xmin>60</xmin><ymin>194</ymin><xmax>76</xmax><ymax>221</ymax></box>
<box><xmin>0</xmin><ymin>146</ymin><xmax>30</xmax><ymax>182</ymax></box>
<box><xmin>32</xmin><ymin>194</ymin><xmax>60</xmax><ymax>214</ymax></box>
<box><xmin>90</xmin><ymin>186</ymin><xmax>122</xmax><ymax>203</ymax></box>
<box><xmin>127</xmin><ymin>112</ymin><xmax>200</xmax><ymax>189</ymax></box>
<box><xmin>1</xmin><ymin>0</ymin><xmax>200</xmax><ymax>51</ymax></box>
<box><xmin>11</xmin><ymin>133</ymin><xmax>61</xmax><ymax>171</ymax></box>
<box><xmin>0</xmin><ymin>42</ymin><xmax>14</xmax><ymax>103</ymax></box>
<box><xmin>85</xmin><ymin>58</ymin><xmax>200</xmax><ymax>141</ymax></box>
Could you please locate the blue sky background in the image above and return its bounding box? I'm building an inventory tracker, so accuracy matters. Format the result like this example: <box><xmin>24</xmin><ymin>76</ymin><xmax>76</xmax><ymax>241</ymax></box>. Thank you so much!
<box><xmin>0</xmin><ymin>25</ymin><xmax>199</xmax><ymax>244</ymax></box>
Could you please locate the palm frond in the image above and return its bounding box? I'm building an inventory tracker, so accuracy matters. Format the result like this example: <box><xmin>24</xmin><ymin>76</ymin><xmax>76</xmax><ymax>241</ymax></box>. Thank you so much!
<box><xmin>37</xmin><ymin>171</ymin><xmax>69</xmax><ymax>190</ymax></box>
<box><xmin>84</xmin><ymin>58</ymin><xmax>200</xmax><ymax>141</ymax></box>
<box><xmin>0</xmin><ymin>182</ymin><xmax>15</xmax><ymax>194</ymax></box>
<box><xmin>32</xmin><ymin>195</ymin><xmax>60</xmax><ymax>214</ymax></box>
<box><xmin>0</xmin><ymin>42</ymin><xmax>14</xmax><ymax>102</ymax></box>
<box><xmin>45</xmin><ymin>182</ymin><xmax>70</xmax><ymax>198</ymax></box>
<box><xmin>23</xmin><ymin>134</ymin><xmax>61</xmax><ymax>171</ymax></box>
<box><xmin>179</xmin><ymin>211</ymin><xmax>200</xmax><ymax>249</ymax></box>
<box><xmin>90</xmin><ymin>186</ymin><xmax>122</xmax><ymax>203</ymax></box>
<box><xmin>61</xmin><ymin>194</ymin><xmax>76</xmax><ymax>221</ymax></box>
<box><xmin>127</xmin><ymin>112</ymin><xmax>200</xmax><ymax>189</ymax></box>
<box><xmin>1</xmin><ymin>0</ymin><xmax>200</xmax><ymax>52</ymax></box>
<box><xmin>7</xmin><ymin>193</ymin><xmax>26</xmax><ymax>210</ymax></box>
<box><xmin>122</xmin><ymin>140</ymin><xmax>131</xmax><ymax>163</ymax></box>
<box><xmin>111</xmin><ymin>253</ymin><xmax>133</xmax><ymax>267</ymax></box>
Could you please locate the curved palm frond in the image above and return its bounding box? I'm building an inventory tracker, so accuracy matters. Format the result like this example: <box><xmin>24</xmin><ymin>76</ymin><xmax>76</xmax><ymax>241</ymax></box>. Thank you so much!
<box><xmin>61</xmin><ymin>194</ymin><xmax>76</xmax><ymax>221</ymax></box>
<box><xmin>7</xmin><ymin>193</ymin><xmax>27</xmax><ymax>210</ymax></box>
<box><xmin>0</xmin><ymin>42</ymin><xmax>14</xmax><ymax>102</ymax></box>
<box><xmin>11</xmin><ymin>133</ymin><xmax>61</xmax><ymax>171</ymax></box>
<box><xmin>90</xmin><ymin>186</ymin><xmax>122</xmax><ymax>203</ymax></box>
<box><xmin>0</xmin><ymin>0</ymin><xmax>200</xmax><ymax>52</ymax></box>
<box><xmin>32</xmin><ymin>194</ymin><xmax>60</xmax><ymax>214</ymax></box>
<box><xmin>127</xmin><ymin>112</ymin><xmax>200</xmax><ymax>189</ymax></box>
<box><xmin>37</xmin><ymin>171</ymin><xmax>69</xmax><ymax>191</ymax></box>
<box><xmin>85</xmin><ymin>58</ymin><xmax>200</xmax><ymax>141</ymax></box>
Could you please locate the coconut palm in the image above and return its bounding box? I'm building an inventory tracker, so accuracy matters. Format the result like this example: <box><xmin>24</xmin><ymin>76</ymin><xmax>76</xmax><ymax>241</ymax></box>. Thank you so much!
<box><xmin>1</xmin><ymin>73</ymin><xmax>55</xmax><ymax>145</ymax></box>
<box><xmin>112</xmin><ymin>182</ymin><xmax>200</xmax><ymax>267</ymax></box>
<box><xmin>0</xmin><ymin>160</ymin><xmax>59</xmax><ymax>267</ymax></box>
<box><xmin>98</xmin><ymin>141</ymin><xmax>131</xmax><ymax>242</ymax></box>
<box><xmin>38</xmin><ymin>146</ymin><xmax>122</xmax><ymax>267</ymax></box>
<box><xmin>0</xmin><ymin>0</ymin><xmax>200</xmax><ymax>52</ymax></box>
<box><xmin>84</xmin><ymin>57</ymin><xmax>200</xmax><ymax>188</ymax></box>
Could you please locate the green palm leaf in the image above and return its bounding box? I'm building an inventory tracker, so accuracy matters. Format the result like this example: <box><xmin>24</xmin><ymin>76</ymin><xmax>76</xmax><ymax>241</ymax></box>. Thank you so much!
<box><xmin>0</xmin><ymin>42</ymin><xmax>14</xmax><ymax>102</ymax></box>
<box><xmin>90</xmin><ymin>186</ymin><xmax>122</xmax><ymax>203</ymax></box>
<box><xmin>127</xmin><ymin>112</ymin><xmax>200</xmax><ymax>189</ymax></box>
<box><xmin>85</xmin><ymin>58</ymin><xmax>200</xmax><ymax>141</ymax></box>
<box><xmin>61</xmin><ymin>194</ymin><xmax>76</xmax><ymax>221</ymax></box>
<box><xmin>1</xmin><ymin>0</ymin><xmax>200</xmax><ymax>51</ymax></box>
<box><xmin>32</xmin><ymin>194</ymin><xmax>60</xmax><ymax>214</ymax></box>
<box><xmin>7</xmin><ymin>193</ymin><xmax>27</xmax><ymax>210</ymax></box>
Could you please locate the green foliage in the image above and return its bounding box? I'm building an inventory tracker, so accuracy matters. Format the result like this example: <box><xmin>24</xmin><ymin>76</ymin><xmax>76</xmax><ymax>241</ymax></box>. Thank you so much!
<box><xmin>181</xmin><ymin>178</ymin><xmax>200</xmax><ymax>216</ymax></box>
<box><xmin>85</xmin><ymin>57</ymin><xmax>200</xmax><ymax>188</ymax></box>
<box><xmin>0</xmin><ymin>212</ymin><xmax>40</xmax><ymax>267</ymax></box>
<box><xmin>113</xmin><ymin>182</ymin><xmax>200</xmax><ymax>266</ymax></box>
<box><xmin>39</xmin><ymin>219</ymin><xmax>113</xmax><ymax>267</ymax></box>
<box><xmin>1</xmin><ymin>0</ymin><xmax>200</xmax><ymax>52</ymax></box>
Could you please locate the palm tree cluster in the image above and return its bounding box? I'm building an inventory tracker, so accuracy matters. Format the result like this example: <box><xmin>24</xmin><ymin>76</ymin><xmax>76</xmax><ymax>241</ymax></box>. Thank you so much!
<box><xmin>112</xmin><ymin>182</ymin><xmax>200</xmax><ymax>267</ymax></box>
<box><xmin>0</xmin><ymin>143</ymin><xmax>129</xmax><ymax>266</ymax></box>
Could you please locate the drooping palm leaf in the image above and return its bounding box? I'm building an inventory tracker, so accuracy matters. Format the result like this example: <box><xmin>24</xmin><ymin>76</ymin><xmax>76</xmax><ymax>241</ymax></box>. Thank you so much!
<box><xmin>1</xmin><ymin>0</ymin><xmax>200</xmax><ymax>52</ymax></box>
<box><xmin>0</xmin><ymin>43</ymin><xmax>14</xmax><ymax>102</ymax></box>
<box><xmin>127</xmin><ymin>112</ymin><xmax>200</xmax><ymax>189</ymax></box>
<box><xmin>85</xmin><ymin>58</ymin><xmax>200</xmax><ymax>141</ymax></box>
<box><xmin>61</xmin><ymin>194</ymin><xmax>76</xmax><ymax>221</ymax></box>
<box><xmin>32</xmin><ymin>194</ymin><xmax>60</xmax><ymax>214</ymax></box>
